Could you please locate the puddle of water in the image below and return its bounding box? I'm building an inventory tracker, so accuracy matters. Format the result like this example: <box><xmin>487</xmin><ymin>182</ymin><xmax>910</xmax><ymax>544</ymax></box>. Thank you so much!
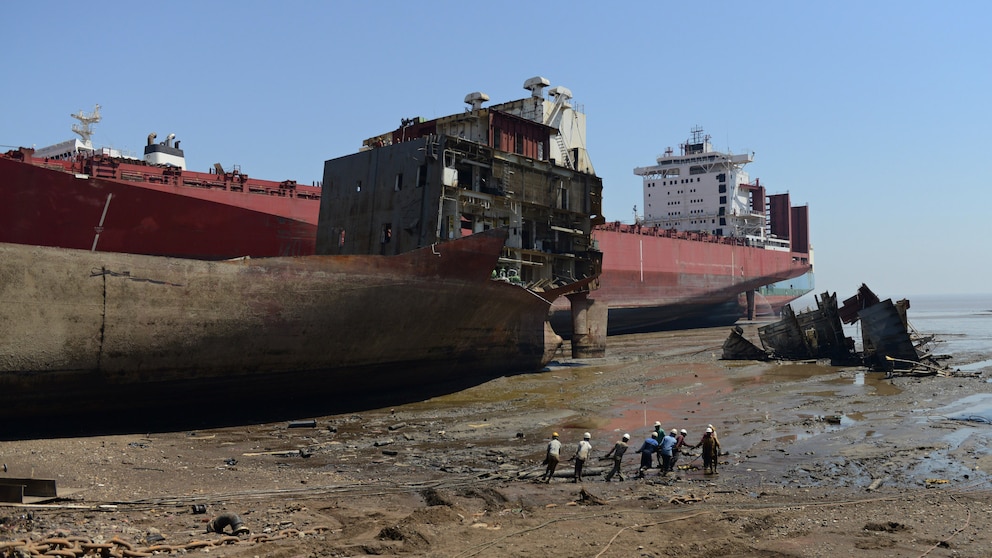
<box><xmin>772</xmin><ymin>413</ymin><xmax>861</xmax><ymax>443</ymax></box>
<box><xmin>826</xmin><ymin>371</ymin><xmax>903</xmax><ymax>396</ymax></box>
<box><xmin>601</xmin><ymin>366</ymin><xmax>735</xmax><ymax>438</ymax></box>
<box><xmin>958</xmin><ymin>358</ymin><xmax>992</xmax><ymax>372</ymax></box>
<box><xmin>936</xmin><ymin>393</ymin><xmax>992</xmax><ymax>424</ymax></box>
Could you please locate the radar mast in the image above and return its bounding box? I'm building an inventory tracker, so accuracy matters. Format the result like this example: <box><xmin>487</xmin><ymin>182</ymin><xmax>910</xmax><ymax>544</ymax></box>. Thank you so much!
<box><xmin>70</xmin><ymin>104</ymin><xmax>101</xmax><ymax>147</ymax></box>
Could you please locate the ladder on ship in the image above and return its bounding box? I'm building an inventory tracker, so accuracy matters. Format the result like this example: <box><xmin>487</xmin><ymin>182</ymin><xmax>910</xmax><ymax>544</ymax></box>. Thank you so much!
<box><xmin>555</xmin><ymin>133</ymin><xmax>573</xmax><ymax>169</ymax></box>
<box><xmin>544</xmin><ymin>92</ymin><xmax>574</xmax><ymax>170</ymax></box>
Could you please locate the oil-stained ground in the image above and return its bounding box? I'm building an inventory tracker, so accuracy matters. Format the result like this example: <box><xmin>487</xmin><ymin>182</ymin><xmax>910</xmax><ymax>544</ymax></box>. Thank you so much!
<box><xmin>1</xmin><ymin>323</ymin><xmax>990</xmax><ymax>557</ymax></box>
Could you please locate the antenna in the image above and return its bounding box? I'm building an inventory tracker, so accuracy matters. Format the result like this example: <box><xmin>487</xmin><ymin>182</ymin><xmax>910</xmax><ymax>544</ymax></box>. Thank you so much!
<box><xmin>70</xmin><ymin>104</ymin><xmax>101</xmax><ymax>146</ymax></box>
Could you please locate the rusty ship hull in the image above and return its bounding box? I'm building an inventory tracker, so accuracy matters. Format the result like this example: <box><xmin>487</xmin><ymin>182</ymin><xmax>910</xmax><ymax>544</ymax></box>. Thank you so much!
<box><xmin>550</xmin><ymin>224</ymin><xmax>812</xmax><ymax>335</ymax></box>
<box><xmin>0</xmin><ymin>229</ymin><xmax>562</xmax><ymax>430</ymax></box>
<box><xmin>0</xmin><ymin>147</ymin><xmax>321</xmax><ymax>260</ymax></box>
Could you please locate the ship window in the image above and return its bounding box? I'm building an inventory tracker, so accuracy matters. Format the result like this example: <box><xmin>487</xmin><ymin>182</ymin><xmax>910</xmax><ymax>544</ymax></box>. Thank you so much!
<box><xmin>558</xmin><ymin>185</ymin><xmax>569</xmax><ymax>210</ymax></box>
<box><xmin>717</xmin><ymin>173</ymin><xmax>726</xmax><ymax>182</ymax></box>
<box><xmin>515</xmin><ymin>133</ymin><xmax>524</xmax><ymax>155</ymax></box>
<box><xmin>663</xmin><ymin>169</ymin><xmax>679</xmax><ymax>178</ymax></box>
<box><xmin>720</xmin><ymin>218</ymin><xmax>726</xmax><ymax>226</ymax></box>
<box><xmin>689</xmin><ymin>165</ymin><xmax>705</xmax><ymax>175</ymax></box>
<box><xmin>719</xmin><ymin>196</ymin><xmax>727</xmax><ymax>204</ymax></box>
<box><xmin>719</xmin><ymin>184</ymin><xmax>727</xmax><ymax>193</ymax></box>
<box><xmin>493</xmin><ymin>127</ymin><xmax>501</xmax><ymax>150</ymax></box>
<box><xmin>394</xmin><ymin>173</ymin><xmax>403</xmax><ymax>191</ymax></box>
<box><xmin>417</xmin><ymin>164</ymin><xmax>427</xmax><ymax>187</ymax></box>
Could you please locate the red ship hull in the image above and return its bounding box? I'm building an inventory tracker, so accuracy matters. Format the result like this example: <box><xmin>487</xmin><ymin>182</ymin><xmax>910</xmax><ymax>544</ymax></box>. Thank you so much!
<box><xmin>0</xmin><ymin>149</ymin><xmax>321</xmax><ymax>260</ymax></box>
<box><xmin>551</xmin><ymin>224</ymin><xmax>812</xmax><ymax>335</ymax></box>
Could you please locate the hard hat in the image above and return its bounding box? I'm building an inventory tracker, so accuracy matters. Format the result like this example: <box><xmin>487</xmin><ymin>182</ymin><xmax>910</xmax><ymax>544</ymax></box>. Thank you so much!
<box><xmin>680</xmin><ymin>429</ymin><xmax>687</xmax><ymax>434</ymax></box>
<box><xmin>651</xmin><ymin>431</ymin><xmax>658</xmax><ymax>437</ymax></box>
<box><xmin>583</xmin><ymin>432</ymin><xmax>591</xmax><ymax>439</ymax></box>
<box><xmin>622</xmin><ymin>433</ymin><xmax>630</xmax><ymax>440</ymax></box>
<box><xmin>654</xmin><ymin>421</ymin><xmax>661</xmax><ymax>427</ymax></box>
<box><xmin>706</xmin><ymin>427</ymin><xmax>713</xmax><ymax>433</ymax></box>
<box><xmin>552</xmin><ymin>432</ymin><xmax>559</xmax><ymax>437</ymax></box>
<box><xmin>670</xmin><ymin>428</ymin><xmax>678</xmax><ymax>435</ymax></box>
<box><xmin>708</xmin><ymin>424</ymin><xmax>714</xmax><ymax>429</ymax></box>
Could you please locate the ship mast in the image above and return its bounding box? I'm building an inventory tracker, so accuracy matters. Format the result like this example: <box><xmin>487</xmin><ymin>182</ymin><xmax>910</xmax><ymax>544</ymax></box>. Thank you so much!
<box><xmin>70</xmin><ymin>104</ymin><xmax>101</xmax><ymax>148</ymax></box>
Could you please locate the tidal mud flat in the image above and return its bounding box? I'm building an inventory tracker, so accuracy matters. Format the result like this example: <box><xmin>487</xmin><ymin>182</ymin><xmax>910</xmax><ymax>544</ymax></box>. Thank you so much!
<box><xmin>1</xmin><ymin>323</ymin><xmax>990</xmax><ymax>557</ymax></box>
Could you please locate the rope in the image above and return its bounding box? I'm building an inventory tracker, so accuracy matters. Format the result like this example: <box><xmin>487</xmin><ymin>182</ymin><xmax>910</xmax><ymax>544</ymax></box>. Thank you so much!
<box><xmin>0</xmin><ymin>528</ymin><xmax>329</xmax><ymax>558</ymax></box>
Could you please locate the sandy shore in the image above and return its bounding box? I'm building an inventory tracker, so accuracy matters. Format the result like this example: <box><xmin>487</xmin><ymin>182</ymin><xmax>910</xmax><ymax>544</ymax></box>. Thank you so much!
<box><xmin>1</xmin><ymin>323</ymin><xmax>990</xmax><ymax>557</ymax></box>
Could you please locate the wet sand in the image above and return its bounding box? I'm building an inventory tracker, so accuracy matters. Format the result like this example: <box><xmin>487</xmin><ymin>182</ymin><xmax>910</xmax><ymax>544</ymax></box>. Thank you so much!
<box><xmin>1</xmin><ymin>323</ymin><xmax>990</xmax><ymax>557</ymax></box>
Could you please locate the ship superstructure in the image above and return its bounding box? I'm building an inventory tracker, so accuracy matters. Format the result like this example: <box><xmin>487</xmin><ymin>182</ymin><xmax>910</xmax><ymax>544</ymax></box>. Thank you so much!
<box><xmin>637</xmin><ymin>126</ymin><xmax>803</xmax><ymax>252</ymax></box>
<box><xmin>318</xmin><ymin>77</ymin><xmax>605</xmax><ymax>347</ymax></box>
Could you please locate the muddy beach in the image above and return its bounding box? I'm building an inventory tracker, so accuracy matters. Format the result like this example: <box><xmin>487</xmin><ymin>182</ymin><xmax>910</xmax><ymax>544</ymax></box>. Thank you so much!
<box><xmin>1</xmin><ymin>323</ymin><xmax>990</xmax><ymax>557</ymax></box>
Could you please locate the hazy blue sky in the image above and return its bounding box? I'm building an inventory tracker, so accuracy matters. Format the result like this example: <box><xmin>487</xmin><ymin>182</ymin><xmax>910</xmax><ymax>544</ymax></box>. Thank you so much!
<box><xmin>3</xmin><ymin>1</ymin><xmax>989</xmax><ymax>301</ymax></box>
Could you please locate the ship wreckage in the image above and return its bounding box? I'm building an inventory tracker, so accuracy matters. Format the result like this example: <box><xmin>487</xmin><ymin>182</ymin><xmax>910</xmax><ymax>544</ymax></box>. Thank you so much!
<box><xmin>723</xmin><ymin>284</ymin><xmax>952</xmax><ymax>375</ymax></box>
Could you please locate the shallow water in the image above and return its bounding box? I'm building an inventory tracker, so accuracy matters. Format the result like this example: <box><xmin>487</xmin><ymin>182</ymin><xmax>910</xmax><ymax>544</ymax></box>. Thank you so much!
<box><xmin>936</xmin><ymin>393</ymin><xmax>992</xmax><ymax>423</ymax></box>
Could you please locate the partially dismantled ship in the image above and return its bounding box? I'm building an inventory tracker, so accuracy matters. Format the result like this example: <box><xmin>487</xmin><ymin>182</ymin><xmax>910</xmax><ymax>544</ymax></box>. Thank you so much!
<box><xmin>0</xmin><ymin>79</ymin><xmax>605</xmax><ymax>430</ymax></box>
<box><xmin>723</xmin><ymin>284</ymin><xmax>946</xmax><ymax>374</ymax></box>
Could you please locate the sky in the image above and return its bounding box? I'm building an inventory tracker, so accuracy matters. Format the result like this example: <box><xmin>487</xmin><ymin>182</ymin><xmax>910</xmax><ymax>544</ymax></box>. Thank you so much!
<box><xmin>2</xmin><ymin>1</ymin><xmax>990</xmax><ymax>300</ymax></box>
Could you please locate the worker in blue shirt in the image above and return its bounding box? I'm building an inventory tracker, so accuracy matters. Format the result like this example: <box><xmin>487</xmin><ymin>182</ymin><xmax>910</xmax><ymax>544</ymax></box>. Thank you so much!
<box><xmin>635</xmin><ymin>432</ymin><xmax>659</xmax><ymax>478</ymax></box>
<box><xmin>659</xmin><ymin>429</ymin><xmax>678</xmax><ymax>474</ymax></box>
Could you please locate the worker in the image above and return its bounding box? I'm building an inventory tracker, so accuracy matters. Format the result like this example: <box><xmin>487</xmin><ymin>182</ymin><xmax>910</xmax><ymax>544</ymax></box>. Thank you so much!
<box><xmin>671</xmin><ymin>428</ymin><xmax>688</xmax><ymax>472</ymax></box>
<box><xmin>652</xmin><ymin>421</ymin><xmax>664</xmax><ymax>467</ymax></box>
<box><xmin>659</xmin><ymin>429</ymin><xmax>678</xmax><ymax>474</ymax></box>
<box><xmin>635</xmin><ymin>431</ymin><xmax>659</xmax><ymax>479</ymax></box>
<box><xmin>695</xmin><ymin>427</ymin><xmax>721</xmax><ymax>474</ymax></box>
<box><xmin>572</xmin><ymin>432</ymin><xmax>593</xmax><ymax>483</ymax></box>
<box><xmin>541</xmin><ymin>432</ymin><xmax>561</xmax><ymax>483</ymax></box>
<box><xmin>603</xmin><ymin>433</ymin><xmax>630</xmax><ymax>482</ymax></box>
<box><xmin>708</xmin><ymin>423</ymin><xmax>720</xmax><ymax>446</ymax></box>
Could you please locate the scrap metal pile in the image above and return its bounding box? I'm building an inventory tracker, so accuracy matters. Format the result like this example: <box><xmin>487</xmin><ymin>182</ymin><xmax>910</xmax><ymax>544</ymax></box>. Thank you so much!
<box><xmin>723</xmin><ymin>284</ymin><xmax>951</xmax><ymax>374</ymax></box>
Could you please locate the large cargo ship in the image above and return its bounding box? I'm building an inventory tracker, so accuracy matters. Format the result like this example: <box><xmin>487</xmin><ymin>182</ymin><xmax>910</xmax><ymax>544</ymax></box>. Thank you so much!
<box><xmin>0</xmin><ymin>105</ymin><xmax>322</xmax><ymax>260</ymax></box>
<box><xmin>551</xmin><ymin>128</ymin><xmax>813</xmax><ymax>335</ymax></box>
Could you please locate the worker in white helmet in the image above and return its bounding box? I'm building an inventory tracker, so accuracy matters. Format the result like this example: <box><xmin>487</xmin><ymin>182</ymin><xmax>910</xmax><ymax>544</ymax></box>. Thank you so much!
<box><xmin>572</xmin><ymin>432</ymin><xmax>593</xmax><ymax>483</ymax></box>
<box><xmin>671</xmin><ymin>428</ymin><xmax>688</xmax><ymax>472</ymax></box>
<box><xmin>693</xmin><ymin>427</ymin><xmax>721</xmax><ymax>474</ymax></box>
<box><xmin>603</xmin><ymin>433</ymin><xmax>630</xmax><ymax>482</ymax></box>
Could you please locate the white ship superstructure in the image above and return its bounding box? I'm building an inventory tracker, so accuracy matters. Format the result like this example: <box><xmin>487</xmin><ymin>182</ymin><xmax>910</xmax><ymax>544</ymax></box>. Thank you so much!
<box><xmin>635</xmin><ymin>127</ymin><xmax>788</xmax><ymax>250</ymax></box>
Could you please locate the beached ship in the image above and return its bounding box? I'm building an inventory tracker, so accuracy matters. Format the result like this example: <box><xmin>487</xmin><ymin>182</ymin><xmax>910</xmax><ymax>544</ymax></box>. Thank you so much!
<box><xmin>551</xmin><ymin>128</ymin><xmax>813</xmax><ymax>335</ymax></box>
<box><xmin>0</xmin><ymin>79</ymin><xmax>605</xmax><ymax>430</ymax></box>
<box><xmin>0</xmin><ymin>104</ymin><xmax>322</xmax><ymax>259</ymax></box>
<box><xmin>0</xmin><ymin>229</ymin><xmax>575</xmax><ymax>429</ymax></box>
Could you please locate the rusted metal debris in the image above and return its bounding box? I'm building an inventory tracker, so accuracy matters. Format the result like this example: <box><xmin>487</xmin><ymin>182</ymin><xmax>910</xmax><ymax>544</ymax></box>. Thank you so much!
<box><xmin>723</xmin><ymin>284</ymin><xmax>951</xmax><ymax>375</ymax></box>
<box><xmin>0</xmin><ymin>477</ymin><xmax>79</xmax><ymax>504</ymax></box>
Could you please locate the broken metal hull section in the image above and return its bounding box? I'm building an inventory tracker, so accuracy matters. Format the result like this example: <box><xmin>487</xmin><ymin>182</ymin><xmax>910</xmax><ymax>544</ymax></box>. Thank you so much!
<box><xmin>0</xmin><ymin>229</ymin><xmax>561</xmax><ymax>426</ymax></box>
